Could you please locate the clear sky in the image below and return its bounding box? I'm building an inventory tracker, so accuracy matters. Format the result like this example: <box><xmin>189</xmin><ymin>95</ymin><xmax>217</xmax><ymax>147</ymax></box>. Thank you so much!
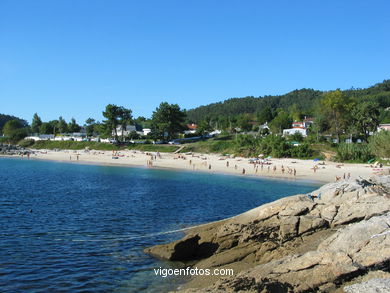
<box><xmin>1</xmin><ymin>0</ymin><xmax>389</xmax><ymax>124</ymax></box>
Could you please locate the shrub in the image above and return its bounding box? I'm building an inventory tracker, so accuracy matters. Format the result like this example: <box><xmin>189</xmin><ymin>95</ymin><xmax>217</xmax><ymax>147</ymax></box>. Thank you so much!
<box><xmin>369</xmin><ymin>131</ymin><xmax>390</xmax><ymax>159</ymax></box>
<box><xmin>289</xmin><ymin>143</ymin><xmax>313</xmax><ymax>158</ymax></box>
<box><xmin>336</xmin><ymin>143</ymin><xmax>373</xmax><ymax>162</ymax></box>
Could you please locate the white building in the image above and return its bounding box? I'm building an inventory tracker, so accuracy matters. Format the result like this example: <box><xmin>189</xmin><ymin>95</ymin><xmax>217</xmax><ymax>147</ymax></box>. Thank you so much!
<box><xmin>378</xmin><ymin>124</ymin><xmax>390</xmax><ymax>132</ymax></box>
<box><xmin>113</xmin><ymin>125</ymin><xmax>137</xmax><ymax>137</ymax></box>
<box><xmin>25</xmin><ymin>134</ymin><xmax>55</xmax><ymax>141</ymax></box>
<box><xmin>141</xmin><ymin>128</ymin><xmax>151</xmax><ymax>136</ymax></box>
<box><xmin>283</xmin><ymin>128</ymin><xmax>308</xmax><ymax>137</ymax></box>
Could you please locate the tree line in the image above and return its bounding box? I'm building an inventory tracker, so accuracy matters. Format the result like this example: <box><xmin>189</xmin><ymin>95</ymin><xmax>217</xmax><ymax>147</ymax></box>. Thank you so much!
<box><xmin>186</xmin><ymin>80</ymin><xmax>390</xmax><ymax>142</ymax></box>
<box><xmin>0</xmin><ymin>102</ymin><xmax>187</xmax><ymax>143</ymax></box>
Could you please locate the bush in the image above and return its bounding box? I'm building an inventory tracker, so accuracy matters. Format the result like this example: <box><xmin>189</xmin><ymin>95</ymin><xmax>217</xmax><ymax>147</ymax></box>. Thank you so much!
<box><xmin>369</xmin><ymin>131</ymin><xmax>390</xmax><ymax>159</ymax></box>
<box><xmin>336</xmin><ymin>143</ymin><xmax>373</xmax><ymax>162</ymax></box>
<box><xmin>8</xmin><ymin>128</ymin><xmax>28</xmax><ymax>143</ymax></box>
<box><xmin>19</xmin><ymin>139</ymin><xmax>35</xmax><ymax>148</ymax></box>
<box><xmin>287</xmin><ymin>132</ymin><xmax>304</xmax><ymax>142</ymax></box>
<box><xmin>259</xmin><ymin>135</ymin><xmax>290</xmax><ymax>158</ymax></box>
<box><xmin>289</xmin><ymin>143</ymin><xmax>313</xmax><ymax>158</ymax></box>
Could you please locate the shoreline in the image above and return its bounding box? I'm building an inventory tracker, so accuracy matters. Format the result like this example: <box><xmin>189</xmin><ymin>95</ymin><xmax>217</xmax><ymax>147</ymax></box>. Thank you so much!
<box><xmin>1</xmin><ymin>154</ymin><xmax>325</xmax><ymax>186</ymax></box>
<box><xmin>145</xmin><ymin>175</ymin><xmax>390</xmax><ymax>292</ymax></box>
<box><xmin>2</xmin><ymin>147</ymin><xmax>388</xmax><ymax>184</ymax></box>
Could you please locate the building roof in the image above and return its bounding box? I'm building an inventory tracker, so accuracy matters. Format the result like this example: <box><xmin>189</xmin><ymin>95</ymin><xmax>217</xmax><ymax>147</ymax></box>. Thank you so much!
<box><xmin>187</xmin><ymin>123</ymin><xmax>198</xmax><ymax>130</ymax></box>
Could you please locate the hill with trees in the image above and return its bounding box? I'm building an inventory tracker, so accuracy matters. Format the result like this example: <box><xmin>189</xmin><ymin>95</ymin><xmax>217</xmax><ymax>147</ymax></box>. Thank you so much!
<box><xmin>0</xmin><ymin>114</ymin><xmax>28</xmax><ymax>133</ymax></box>
<box><xmin>186</xmin><ymin>80</ymin><xmax>390</xmax><ymax>127</ymax></box>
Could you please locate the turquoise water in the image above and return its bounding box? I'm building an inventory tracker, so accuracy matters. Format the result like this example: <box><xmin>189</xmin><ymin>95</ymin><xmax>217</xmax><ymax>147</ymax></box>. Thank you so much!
<box><xmin>0</xmin><ymin>157</ymin><xmax>320</xmax><ymax>292</ymax></box>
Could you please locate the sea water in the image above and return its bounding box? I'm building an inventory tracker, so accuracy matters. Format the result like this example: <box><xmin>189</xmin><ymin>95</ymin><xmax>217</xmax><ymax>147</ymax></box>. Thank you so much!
<box><xmin>0</xmin><ymin>157</ymin><xmax>320</xmax><ymax>292</ymax></box>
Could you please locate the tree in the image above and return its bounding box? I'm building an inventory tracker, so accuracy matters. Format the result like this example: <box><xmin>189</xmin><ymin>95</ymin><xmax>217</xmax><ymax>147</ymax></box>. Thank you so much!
<box><xmin>31</xmin><ymin>113</ymin><xmax>42</xmax><ymax>134</ymax></box>
<box><xmin>269</xmin><ymin>110</ymin><xmax>292</xmax><ymax>134</ymax></box>
<box><xmin>151</xmin><ymin>102</ymin><xmax>186</xmax><ymax>140</ymax></box>
<box><xmin>350</xmin><ymin>101</ymin><xmax>380</xmax><ymax>142</ymax></box>
<box><xmin>68</xmin><ymin>118</ymin><xmax>81</xmax><ymax>133</ymax></box>
<box><xmin>237</xmin><ymin>114</ymin><xmax>252</xmax><ymax>132</ymax></box>
<box><xmin>39</xmin><ymin>122</ymin><xmax>54</xmax><ymax>134</ymax></box>
<box><xmin>257</xmin><ymin>107</ymin><xmax>273</xmax><ymax>125</ymax></box>
<box><xmin>3</xmin><ymin>120</ymin><xmax>23</xmax><ymax>136</ymax></box>
<box><xmin>321</xmin><ymin>90</ymin><xmax>351</xmax><ymax>142</ymax></box>
<box><xmin>85</xmin><ymin>118</ymin><xmax>96</xmax><ymax>137</ymax></box>
<box><xmin>93</xmin><ymin>122</ymin><xmax>110</xmax><ymax>137</ymax></box>
<box><xmin>197</xmin><ymin>119</ymin><xmax>213</xmax><ymax>135</ymax></box>
<box><xmin>103</xmin><ymin>104</ymin><xmax>121</xmax><ymax>140</ymax></box>
<box><xmin>57</xmin><ymin>116</ymin><xmax>68</xmax><ymax>133</ymax></box>
<box><xmin>369</xmin><ymin>131</ymin><xmax>390</xmax><ymax>159</ymax></box>
<box><xmin>289</xmin><ymin>104</ymin><xmax>302</xmax><ymax>122</ymax></box>
<box><xmin>3</xmin><ymin>120</ymin><xmax>28</xmax><ymax>143</ymax></box>
<box><xmin>118</xmin><ymin>107</ymin><xmax>133</xmax><ymax>142</ymax></box>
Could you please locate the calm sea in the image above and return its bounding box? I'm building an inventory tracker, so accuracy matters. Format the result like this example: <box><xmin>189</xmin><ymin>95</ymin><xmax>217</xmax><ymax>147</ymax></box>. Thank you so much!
<box><xmin>0</xmin><ymin>157</ymin><xmax>320</xmax><ymax>292</ymax></box>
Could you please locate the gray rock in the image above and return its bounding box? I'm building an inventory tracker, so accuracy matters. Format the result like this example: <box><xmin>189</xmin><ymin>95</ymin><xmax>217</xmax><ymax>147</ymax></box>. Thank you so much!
<box><xmin>344</xmin><ymin>278</ymin><xmax>390</xmax><ymax>293</ymax></box>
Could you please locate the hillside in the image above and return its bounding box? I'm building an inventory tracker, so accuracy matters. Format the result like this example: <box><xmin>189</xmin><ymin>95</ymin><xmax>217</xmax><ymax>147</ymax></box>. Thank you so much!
<box><xmin>0</xmin><ymin>114</ymin><xmax>28</xmax><ymax>132</ymax></box>
<box><xmin>186</xmin><ymin>80</ymin><xmax>390</xmax><ymax>123</ymax></box>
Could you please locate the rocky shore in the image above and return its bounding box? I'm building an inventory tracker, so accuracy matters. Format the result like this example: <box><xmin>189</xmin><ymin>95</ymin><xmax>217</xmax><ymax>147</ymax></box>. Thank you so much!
<box><xmin>0</xmin><ymin>143</ymin><xmax>30</xmax><ymax>156</ymax></box>
<box><xmin>146</xmin><ymin>176</ymin><xmax>390</xmax><ymax>292</ymax></box>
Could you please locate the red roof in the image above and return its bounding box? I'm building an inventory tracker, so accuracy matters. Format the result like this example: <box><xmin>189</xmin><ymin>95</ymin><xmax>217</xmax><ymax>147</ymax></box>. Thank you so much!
<box><xmin>187</xmin><ymin>123</ymin><xmax>198</xmax><ymax>130</ymax></box>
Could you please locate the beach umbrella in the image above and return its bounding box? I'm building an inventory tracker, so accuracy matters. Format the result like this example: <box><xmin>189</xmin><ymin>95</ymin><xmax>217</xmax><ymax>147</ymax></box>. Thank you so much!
<box><xmin>258</xmin><ymin>154</ymin><xmax>264</xmax><ymax>157</ymax></box>
<box><xmin>313</xmin><ymin>158</ymin><xmax>320</xmax><ymax>162</ymax></box>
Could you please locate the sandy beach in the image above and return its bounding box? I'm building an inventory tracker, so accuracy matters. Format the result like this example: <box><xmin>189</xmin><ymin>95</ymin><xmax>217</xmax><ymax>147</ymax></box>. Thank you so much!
<box><xmin>10</xmin><ymin>148</ymin><xmax>389</xmax><ymax>183</ymax></box>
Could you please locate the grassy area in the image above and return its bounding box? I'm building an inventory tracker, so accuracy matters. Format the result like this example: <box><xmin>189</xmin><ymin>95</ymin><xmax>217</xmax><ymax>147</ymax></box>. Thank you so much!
<box><xmin>18</xmin><ymin>139</ymin><xmax>180</xmax><ymax>153</ymax></box>
<box><xmin>127</xmin><ymin>144</ymin><xmax>179</xmax><ymax>152</ymax></box>
<box><xmin>180</xmin><ymin>136</ymin><xmax>236</xmax><ymax>155</ymax></box>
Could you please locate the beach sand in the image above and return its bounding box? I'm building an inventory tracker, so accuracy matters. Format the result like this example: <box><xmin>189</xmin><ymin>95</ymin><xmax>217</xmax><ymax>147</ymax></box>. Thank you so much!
<box><xmin>14</xmin><ymin>148</ymin><xmax>389</xmax><ymax>183</ymax></box>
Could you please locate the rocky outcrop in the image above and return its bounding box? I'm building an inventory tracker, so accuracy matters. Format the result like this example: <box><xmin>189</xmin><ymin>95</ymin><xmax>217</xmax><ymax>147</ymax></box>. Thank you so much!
<box><xmin>145</xmin><ymin>176</ymin><xmax>390</xmax><ymax>292</ymax></box>
<box><xmin>183</xmin><ymin>212</ymin><xmax>390</xmax><ymax>292</ymax></box>
<box><xmin>0</xmin><ymin>143</ymin><xmax>30</xmax><ymax>155</ymax></box>
<box><xmin>344</xmin><ymin>278</ymin><xmax>390</xmax><ymax>293</ymax></box>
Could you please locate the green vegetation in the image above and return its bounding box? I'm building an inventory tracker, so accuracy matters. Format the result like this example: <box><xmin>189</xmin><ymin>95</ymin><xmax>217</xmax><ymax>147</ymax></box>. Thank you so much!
<box><xmin>186</xmin><ymin>80</ymin><xmax>390</xmax><ymax>128</ymax></box>
<box><xmin>150</xmin><ymin>102</ymin><xmax>186</xmax><ymax>140</ymax></box>
<box><xmin>18</xmin><ymin>139</ymin><xmax>180</xmax><ymax>153</ymax></box>
<box><xmin>2</xmin><ymin>119</ymin><xmax>29</xmax><ymax>143</ymax></box>
<box><xmin>2</xmin><ymin>79</ymin><xmax>390</xmax><ymax>163</ymax></box>
<box><xmin>179</xmin><ymin>135</ymin><xmax>318</xmax><ymax>159</ymax></box>
<box><xmin>336</xmin><ymin>143</ymin><xmax>373</xmax><ymax>162</ymax></box>
<box><xmin>369</xmin><ymin>131</ymin><xmax>390</xmax><ymax>159</ymax></box>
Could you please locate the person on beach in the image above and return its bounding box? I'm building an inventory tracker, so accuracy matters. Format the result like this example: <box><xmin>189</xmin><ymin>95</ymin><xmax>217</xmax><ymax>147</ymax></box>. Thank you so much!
<box><xmin>268</xmin><ymin>166</ymin><xmax>270</xmax><ymax>172</ymax></box>
<box><xmin>294</xmin><ymin>169</ymin><xmax>296</xmax><ymax>176</ymax></box>
<box><xmin>273</xmin><ymin>165</ymin><xmax>276</xmax><ymax>173</ymax></box>
<box><xmin>70</xmin><ymin>155</ymin><xmax>72</xmax><ymax>160</ymax></box>
<box><xmin>235</xmin><ymin>164</ymin><xmax>237</xmax><ymax>170</ymax></box>
<box><xmin>226</xmin><ymin>161</ymin><xmax>229</xmax><ymax>167</ymax></box>
<box><xmin>255</xmin><ymin>166</ymin><xmax>258</xmax><ymax>173</ymax></box>
<box><xmin>242</xmin><ymin>168</ymin><xmax>246</xmax><ymax>174</ymax></box>
<box><xmin>77</xmin><ymin>154</ymin><xmax>79</xmax><ymax>161</ymax></box>
<box><xmin>189</xmin><ymin>160</ymin><xmax>192</xmax><ymax>165</ymax></box>
<box><xmin>348</xmin><ymin>172</ymin><xmax>351</xmax><ymax>179</ymax></box>
<box><xmin>281</xmin><ymin>166</ymin><xmax>285</xmax><ymax>174</ymax></box>
<box><xmin>209</xmin><ymin>164</ymin><xmax>211</xmax><ymax>170</ymax></box>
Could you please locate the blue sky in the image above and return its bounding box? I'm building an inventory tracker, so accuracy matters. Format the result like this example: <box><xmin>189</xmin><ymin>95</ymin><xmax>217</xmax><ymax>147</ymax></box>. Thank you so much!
<box><xmin>1</xmin><ymin>0</ymin><xmax>389</xmax><ymax>124</ymax></box>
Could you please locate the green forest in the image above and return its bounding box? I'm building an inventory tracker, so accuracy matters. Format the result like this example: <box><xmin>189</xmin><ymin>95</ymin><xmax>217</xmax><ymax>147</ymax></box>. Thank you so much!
<box><xmin>1</xmin><ymin>79</ymin><xmax>390</xmax><ymax>162</ymax></box>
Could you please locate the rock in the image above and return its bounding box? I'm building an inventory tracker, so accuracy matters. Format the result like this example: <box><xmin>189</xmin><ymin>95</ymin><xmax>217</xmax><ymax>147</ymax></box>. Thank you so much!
<box><xmin>279</xmin><ymin>216</ymin><xmax>299</xmax><ymax>241</ymax></box>
<box><xmin>278</xmin><ymin>197</ymin><xmax>315</xmax><ymax>217</ymax></box>
<box><xmin>144</xmin><ymin>234</ymin><xmax>201</xmax><ymax>261</ymax></box>
<box><xmin>344</xmin><ymin>278</ymin><xmax>390</xmax><ymax>293</ymax></box>
<box><xmin>146</xmin><ymin>175</ymin><xmax>390</xmax><ymax>292</ymax></box>
<box><xmin>321</xmin><ymin>205</ymin><xmax>339</xmax><ymax>222</ymax></box>
<box><xmin>182</xmin><ymin>213</ymin><xmax>390</xmax><ymax>292</ymax></box>
<box><xmin>298</xmin><ymin>215</ymin><xmax>328</xmax><ymax>235</ymax></box>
